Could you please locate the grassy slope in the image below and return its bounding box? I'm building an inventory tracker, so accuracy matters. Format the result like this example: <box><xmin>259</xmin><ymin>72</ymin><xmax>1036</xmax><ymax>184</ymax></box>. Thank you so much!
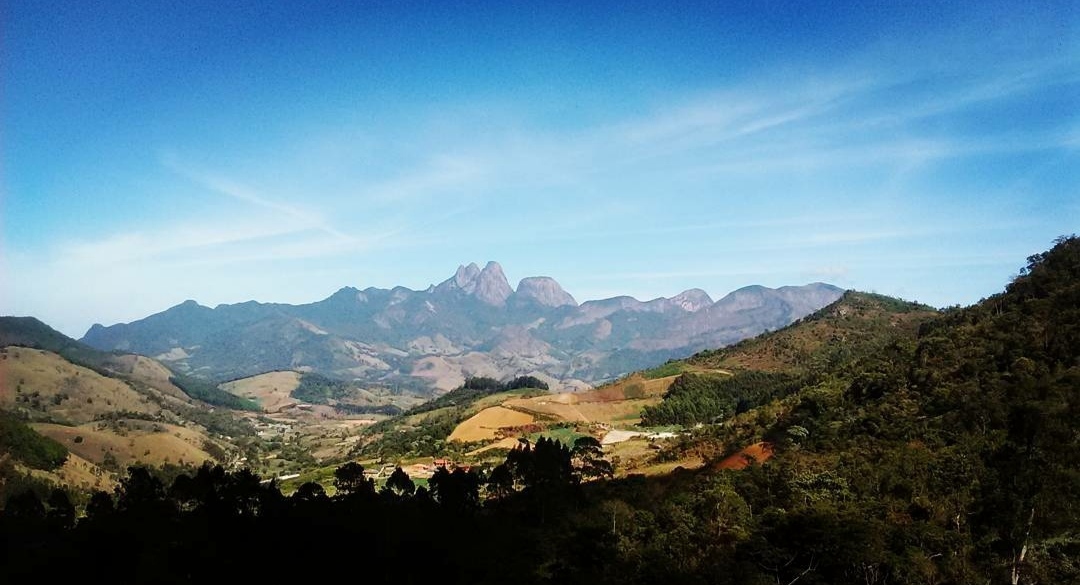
<box><xmin>687</xmin><ymin>291</ymin><xmax>937</xmax><ymax>374</ymax></box>
<box><xmin>0</xmin><ymin>316</ymin><xmax>259</xmax><ymax>411</ymax></box>
<box><xmin>26</xmin><ymin>452</ymin><xmax>116</xmax><ymax>494</ymax></box>
<box><xmin>0</xmin><ymin>325</ymin><xmax>254</xmax><ymax>494</ymax></box>
<box><xmin>220</xmin><ymin>370</ymin><xmax>302</xmax><ymax>413</ymax></box>
<box><xmin>0</xmin><ymin>347</ymin><xmax>162</xmax><ymax>424</ymax></box>
<box><xmin>0</xmin><ymin>348</ymin><xmax>229</xmax><ymax>470</ymax></box>
<box><xmin>32</xmin><ymin>420</ymin><xmax>218</xmax><ymax>469</ymax></box>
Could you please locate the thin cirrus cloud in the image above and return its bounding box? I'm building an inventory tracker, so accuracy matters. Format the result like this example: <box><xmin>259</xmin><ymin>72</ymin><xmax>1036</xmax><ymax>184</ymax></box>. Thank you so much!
<box><xmin>52</xmin><ymin>63</ymin><xmax>1066</xmax><ymax>270</ymax></box>
<box><xmin>8</xmin><ymin>28</ymin><xmax>1076</xmax><ymax>337</ymax></box>
<box><xmin>302</xmin><ymin>53</ymin><xmax>1072</xmax><ymax>214</ymax></box>
<box><xmin>57</xmin><ymin>63</ymin><xmax>1076</xmax><ymax>246</ymax></box>
<box><xmin>58</xmin><ymin>220</ymin><xmax>309</xmax><ymax>266</ymax></box>
<box><xmin>163</xmin><ymin>156</ymin><xmax>357</xmax><ymax>243</ymax></box>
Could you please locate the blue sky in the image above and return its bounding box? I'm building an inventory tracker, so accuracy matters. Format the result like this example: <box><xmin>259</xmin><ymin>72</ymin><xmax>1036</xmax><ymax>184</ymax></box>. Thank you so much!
<box><xmin>3</xmin><ymin>1</ymin><xmax>1078</xmax><ymax>337</ymax></box>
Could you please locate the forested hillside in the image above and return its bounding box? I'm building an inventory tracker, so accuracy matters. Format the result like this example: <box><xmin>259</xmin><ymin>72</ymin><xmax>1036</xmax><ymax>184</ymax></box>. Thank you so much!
<box><xmin>1</xmin><ymin>237</ymin><xmax>1077</xmax><ymax>584</ymax></box>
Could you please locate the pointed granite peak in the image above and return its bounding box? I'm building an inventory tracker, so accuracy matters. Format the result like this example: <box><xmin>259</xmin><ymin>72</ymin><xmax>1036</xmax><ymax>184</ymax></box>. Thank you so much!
<box><xmin>475</xmin><ymin>261</ymin><xmax>513</xmax><ymax>306</ymax></box>
<box><xmin>453</xmin><ymin>262</ymin><xmax>482</xmax><ymax>292</ymax></box>
<box><xmin>515</xmin><ymin>276</ymin><xmax>577</xmax><ymax>307</ymax></box>
<box><xmin>435</xmin><ymin>262</ymin><xmax>480</xmax><ymax>294</ymax></box>
<box><xmin>436</xmin><ymin>261</ymin><xmax>512</xmax><ymax>306</ymax></box>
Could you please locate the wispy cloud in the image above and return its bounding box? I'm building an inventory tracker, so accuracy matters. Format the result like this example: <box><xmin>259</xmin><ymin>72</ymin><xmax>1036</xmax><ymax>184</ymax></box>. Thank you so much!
<box><xmin>163</xmin><ymin>155</ymin><xmax>356</xmax><ymax>242</ymax></box>
<box><xmin>60</xmin><ymin>220</ymin><xmax>309</xmax><ymax>265</ymax></box>
<box><xmin>11</xmin><ymin>32</ymin><xmax>1075</xmax><ymax>336</ymax></box>
<box><xmin>362</xmin><ymin>155</ymin><xmax>492</xmax><ymax>204</ymax></box>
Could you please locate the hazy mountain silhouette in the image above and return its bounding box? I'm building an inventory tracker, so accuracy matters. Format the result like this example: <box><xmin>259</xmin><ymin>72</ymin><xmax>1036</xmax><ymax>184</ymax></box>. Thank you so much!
<box><xmin>81</xmin><ymin>262</ymin><xmax>843</xmax><ymax>392</ymax></box>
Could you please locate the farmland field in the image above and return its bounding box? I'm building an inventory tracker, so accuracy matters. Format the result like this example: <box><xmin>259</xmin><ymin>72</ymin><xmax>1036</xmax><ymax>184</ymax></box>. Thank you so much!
<box><xmin>448</xmin><ymin>406</ymin><xmax>536</xmax><ymax>442</ymax></box>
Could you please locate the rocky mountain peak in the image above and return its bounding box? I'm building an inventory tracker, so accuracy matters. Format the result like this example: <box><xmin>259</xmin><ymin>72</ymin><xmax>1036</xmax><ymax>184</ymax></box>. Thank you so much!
<box><xmin>670</xmin><ymin>288</ymin><xmax>713</xmax><ymax>312</ymax></box>
<box><xmin>474</xmin><ymin>261</ymin><xmax>513</xmax><ymax>306</ymax></box>
<box><xmin>452</xmin><ymin>262</ymin><xmax>482</xmax><ymax>292</ymax></box>
<box><xmin>435</xmin><ymin>262</ymin><xmax>480</xmax><ymax>294</ymax></box>
<box><xmin>515</xmin><ymin>276</ymin><xmax>577</xmax><ymax>307</ymax></box>
<box><xmin>436</xmin><ymin>261</ymin><xmax>512</xmax><ymax>306</ymax></box>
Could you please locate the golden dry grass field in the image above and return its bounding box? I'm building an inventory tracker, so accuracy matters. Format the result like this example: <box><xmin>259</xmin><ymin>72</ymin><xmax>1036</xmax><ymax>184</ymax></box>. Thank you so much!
<box><xmin>466</xmin><ymin>436</ymin><xmax>522</xmax><ymax>455</ymax></box>
<box><xmin>26</xmin><ymin>453</ymin><xmax>116</xmax><ymax>493</ymax></box>
<box><xmin>448</xmin><ymin>406</ymin><xmax>536</xmax><ymax>442</ymax></box>
<box><xmin>505</xmin><ymin>396</ymin><xmax>658</xmax><ymax>425</ymax></box>
<box><xmin>0</xmin><ymin>347</ymin><xmax>161</xmax><ymax>423</ymax></box>
<box><xmin>32</xmin><ymin>420</ymin><xmax>219</xmax><ymax>469</ymax></box>
<box><xmin>445</xmin><ymin>373</ymin><xmax>688</xmax><ymax>449</ymax></box>
<box><xmin>220</xmin><ymin>370</ymin><xmax>302</xmax><ymax>413</ymax></box>
<box><xmin>498</xmin><ymin>373</ymin><xmax>684</xmax><ymax>426</ymax></box>
<box><xmin>582</xmin><ymin>373</ymin><xmax>682</xmax><ymax>401</ymax></box>
<box><xmin>106</xmin><ymin>354</ymin><xmax>190</xmax><ymax>400</ymax></box>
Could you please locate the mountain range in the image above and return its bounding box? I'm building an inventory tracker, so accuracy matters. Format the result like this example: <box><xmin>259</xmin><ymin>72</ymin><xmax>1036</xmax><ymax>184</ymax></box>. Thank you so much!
<box><xmin>81</xmin><ymin>262</ymin><xmax>843</xmax><ymax>392</ymax></box>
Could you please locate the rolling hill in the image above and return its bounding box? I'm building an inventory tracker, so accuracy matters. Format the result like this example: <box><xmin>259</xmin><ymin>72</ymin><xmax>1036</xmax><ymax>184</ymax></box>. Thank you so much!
<box><xmin>0</xmin><ymin>318</ymin><xmax>253</xmax><ymax>495</ymax></box>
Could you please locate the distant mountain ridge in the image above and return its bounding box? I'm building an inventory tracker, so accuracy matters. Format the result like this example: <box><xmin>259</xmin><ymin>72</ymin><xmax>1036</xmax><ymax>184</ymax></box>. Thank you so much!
<box><xmin>81</xmin><ymin>262</ymin><xmax>843</xmax><ymax>392</ymax></box>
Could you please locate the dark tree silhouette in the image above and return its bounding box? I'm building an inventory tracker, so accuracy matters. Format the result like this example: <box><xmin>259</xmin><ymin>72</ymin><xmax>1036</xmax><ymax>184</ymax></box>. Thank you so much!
<box><xmin>384</xmin><ymin>467</ymin><xmax>415</xmax><ymax>497</ymax></box>
<box><xmin>84</xmin><ymin>490</ymin><xmax>114</xmax><ymax>520</ymax></box>
<box><xmin>333</xmin><ymin>462</ymin><xmax>374</xmax><ymax>496</ymax></box>
<box><xmin>115</xmin><ymin>466</ymin><xmax>168</xmax><ymax>517</ymax></box>
<box><xmin>486</xmin><ymin>463</ymin><xmax>515</xmax><ymax>498</ymax></box>
<box><xmin>45</xmin><ymin>489</ymin><xmax>75</xmax><ymax>529</ymax></box>
<box><xmin>292</xmin><ymin>481</ymin><xmax>328</xmax><ymax>503</ymax></box>
<box><xmin>572</xmin><ymin>436</ymin><xmax>614</xmax><ymax>481</ymax></box>
<box><xmin>3</xmin><ymin>490</ymin><xmax>45</xmax><ymax>522</ymax></box>
<box><xmin>428</xmin><ymin>467</ymin><xmax>480</xmax><ymax>511</ymax></box>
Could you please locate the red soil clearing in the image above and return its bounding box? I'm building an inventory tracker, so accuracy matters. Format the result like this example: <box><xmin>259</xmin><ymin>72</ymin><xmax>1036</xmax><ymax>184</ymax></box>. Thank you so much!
<box><xmin>714</xmin><ymin>442</ymin><xmax>775</xmax><ymax>470</ymax></box>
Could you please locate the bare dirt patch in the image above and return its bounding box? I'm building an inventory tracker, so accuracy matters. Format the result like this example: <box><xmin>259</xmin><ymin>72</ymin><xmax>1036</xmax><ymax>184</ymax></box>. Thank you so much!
<box><xmin>601</xmin><ymin>429</ymin><xmax>644</xmax><ymax>445</ymax></box>
<box><xmin>714</xmin><ymin>442</ymin><xmax>775</xmax><ymax>470</ymax></box>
